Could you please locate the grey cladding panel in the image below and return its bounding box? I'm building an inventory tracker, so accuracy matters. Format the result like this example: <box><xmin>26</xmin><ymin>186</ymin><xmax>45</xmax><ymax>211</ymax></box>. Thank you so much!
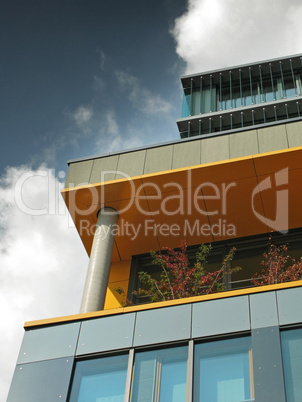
<box><xmin>229</xmin><ymin>129</ymin><xmax>259</xmax><ymax>158</ymax></box>
<box><xmin>143</xmin><ymin>145</ymin><xmax>173</xmax><ymax>174</ymax></box>
<box><xmin>252</xmin><ymin>326</ymin><xmax>286</xmax><ymax>402</ymax></box>
<box><xmin>286</xmin><ymin>121</ymin><xmax>302</xmax><ymax>148</ymax></box>
<box><xmin>172</xmin><ymin>140</ymin><xmax>201</xmax><ymax>169</ymax></box>
<box><xmin>277</xmin><ymin>287</ymin><xmax>302</xmax><ymax>325</ymax></box>
<box><xmin>76</xmin><ymin>313</ymin><xmax>136</xmax><ymax>355</ymax></box>
<box><xmin>200</xmin><ymin>135</ymin><xmax>230</xmax><ymax>164</ymax></box>
<box><xmin>133</xmin><ymin>304</ymin><xmax>191</xmax><ymax>347</ymax></box>
<box><xmin>192</xmin><ymin>296</ymin><xmax>250</xmax><ymax>338</ymax></box>
<box><xmin>65</xmin><ymin>160</ymin><xmax>94</xmax><ymax>188</ymax></box>
<box><xmin>17</xmin><ymin>322</ymin><xmax>81</xmax><ymax>364</ymax></box>
<box><xmin>116</xmin><ymin>150</ymin><xmax>146</xmax><ymax>178</ymax></box>
<box><xmin>89</xmin><ymin>155</ymin><xmax>119</xmax><ymax>183</ymax></box>
<box><xmin>7</xmin><ymin>358</ymin><xmax>74</xmax><ymax>402</ymax></box>
<box><xmin>250</xmin><ymin>292</ymin><xmax>278</xmax><ymax>329</ymax></box>
<box><xmin>258</xmin><ymin>125</ymin><xmax>288</xmax><ymax>153</ymax></box>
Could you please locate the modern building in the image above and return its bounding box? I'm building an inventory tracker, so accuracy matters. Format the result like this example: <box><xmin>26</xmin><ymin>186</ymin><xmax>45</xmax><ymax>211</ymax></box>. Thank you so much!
<box><xmin>8</xmin><ymin>54</ymin><xmax>302</xmax><ymax>401</ymax></box>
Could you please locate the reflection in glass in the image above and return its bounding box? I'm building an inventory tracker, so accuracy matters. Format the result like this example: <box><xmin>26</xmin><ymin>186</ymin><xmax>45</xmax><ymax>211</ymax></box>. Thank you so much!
<box><xmin>130</xmin><ymin>346</ymin><xmax>187</xmax><ymax>402</ymax></box>
<box><xmin>281</xmin><ymin>328</ymin><xmax>302</xmax><ymax>402</ymax></box>
<box><xmin>69</xmin><ymin>354</ymin><xmax>128</xmax><ymax>402</ymax></box>
<box><xmin>194</xmin><ymin>337</ymin><xmax>253</xmax><ymax>402</ymax></box>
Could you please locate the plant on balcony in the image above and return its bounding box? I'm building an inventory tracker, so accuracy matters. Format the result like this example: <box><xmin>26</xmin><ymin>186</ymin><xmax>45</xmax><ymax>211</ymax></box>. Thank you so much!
<box><xmin>251</xmin><ymin>240</ymin><xmax>302</xmax><ymax>286</ymax></box>
<box><xmin>133</xmin><ymin>240</ymin><xmax>239</xmax><ymax>303</ymax></box>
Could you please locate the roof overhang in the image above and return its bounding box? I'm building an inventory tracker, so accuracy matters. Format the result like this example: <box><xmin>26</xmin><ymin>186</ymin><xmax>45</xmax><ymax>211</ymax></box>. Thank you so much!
<box><xmin>61</xmin><ymin>147</ymin><xmax>302</xmax><ymax>262</ymax></box>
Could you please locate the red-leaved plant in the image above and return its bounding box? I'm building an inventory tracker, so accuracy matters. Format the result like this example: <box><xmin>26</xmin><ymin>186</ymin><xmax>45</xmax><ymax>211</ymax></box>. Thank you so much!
<box><xmin>133</xmin><ymin>240</ymin><xmax>239</xmax><ymax>303</ymax></box>
<box><xmin>251</xmin><ymin>239</ymin><xmax>302</xmax><ymax>286</ymax></box>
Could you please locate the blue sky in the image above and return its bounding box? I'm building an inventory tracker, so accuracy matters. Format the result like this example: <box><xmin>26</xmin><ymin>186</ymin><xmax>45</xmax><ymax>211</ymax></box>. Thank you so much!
<box><xmin>1</xmin><ymin>0</ymin><xmax>302</xmax><ymax>399</ymax></box>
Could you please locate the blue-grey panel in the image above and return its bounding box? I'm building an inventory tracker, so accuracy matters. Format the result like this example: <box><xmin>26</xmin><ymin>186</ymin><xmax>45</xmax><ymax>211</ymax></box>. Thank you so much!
<box><xmin>76</xmin><ymin>312</ymin><xmax>136</xmax><ymax>355</ymax></box>
<box><xmin>133</xmin><ymin>304</ymin><xmax>191</xmax><ymax>347</ymax></box>
<box><xmin>277</xmin><ymin>287</ymin><xmax>302</xmax><ymax>325</ymax></box>
<box><xmin>192</xmin><ymin>296</ymin><xmax>250</xmax><ymax>338</ymax></box>
<box><xmin>7</xmin><ymin>357</ymin><xmax>74</xmax><ymax>402</ymax></box>
<box><xmin>252</xmin><ymin>327</ymin><xmax>286</xmax><ymax>402</ymax></box>
<box><xmin>17</xmin><ymin>322</ymin><xmax>81</xmax><ymax>364</ymax></box>
<box><xmin>250</xmin><ymin>292</ymin><xmax>278</xmax><ymax>329</ymax></box>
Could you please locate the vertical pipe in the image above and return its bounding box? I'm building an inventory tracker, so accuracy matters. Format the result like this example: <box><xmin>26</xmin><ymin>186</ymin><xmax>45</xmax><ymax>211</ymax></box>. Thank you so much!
<box><xmin>198</xmin><ymin>119</ymin><xmax>202</xmax><ymax>136</ymax></box>
<box><xmin>285</xmin><ymin>103</ymin><xmax>289</xmax><ymax>119</ymax></box>
<box><xmin>269</xmin><ymin>63</ymin><xmax>275</xmax><ymax>100</ymax></box>
<box><xmin>263</xmin><ymin>108</ymin><xmax>266</xmax><ymax>124</ymax></box>
<box><xmin>230</xmin><ymin>114</ymin><xmax>233</xmax><ymax>129</ymax></box>
<box><xmin>241</xmin><ymin>112</ymin><xmax>244</xmax><ymax>127</ymax></box>
<box><xmin>188</xmin><ymin>121</ymin><xmax>191</xmax><ymax>137</ymax></box>
<box><xmin>220</xmin><ymin>115</ymin><xmax>222</xmax><ymax>132</ymax></box>
<box><xmin>297</xmin><ymin>102</ymin><xmax>301</xmax><ymax>117</ymax></box>
<box><xmin>80</xmin><ymin>207</ymin><xmax>119</xmax><ymax>313</ymax></box>
<box><xmin>209</xmin><ymin>117</ymin><xmax>212</xmax><ymax>133</ymax></box>
<box><xmin>252</xmin><ymin>110</ymin><xmax>255</xmax><ymax>125</ymax></box>
<box><xmin>274</xmin><ymin>105</ymin><xmax>278</xmax><ymax>121</ymax></box>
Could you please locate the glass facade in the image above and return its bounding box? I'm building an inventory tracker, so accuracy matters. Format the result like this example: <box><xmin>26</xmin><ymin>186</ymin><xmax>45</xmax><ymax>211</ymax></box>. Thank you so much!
<box><xmin>194</xmin><ymin>337</ymin><xmax>253</xmax><ymax>402</ymax></box>
<box><xmin>69</xmin><ymin>354</ymin><xmax>128</xmax><ymax>402</ymax></box>
<box><xmin>178</xmin><ymin>55</ymin><xmax>302</xmax><ymax>138</ymax></box>
<box><xmin>281</xmin><ymin>328</ymin><xmax>302</xmax><ymax>402</ymax></box>
<box><xmin>130</xmin><ymin>346</ymin><xmax>187</xmax><ymax>402</ymax></box>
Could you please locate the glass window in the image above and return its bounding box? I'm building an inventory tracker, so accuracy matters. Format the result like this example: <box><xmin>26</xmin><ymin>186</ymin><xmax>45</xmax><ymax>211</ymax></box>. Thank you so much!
<box><xmin>194</xmin><ymin>337</ymin><xmax>254</xmax><ymax>402</ymax></box>
<box><xmin>281</xmin><ymin>328</ymin><xmax>302</xmax><ymax>402</ymax></box>
<box><xmin>130</xmin><ymin>346</ymin><xmax>187</xmax><ymax>402</ymax></box>
<box><xmin>69</xmin><ymin>354</ymin><xmax>128</xmax><ymax>402</ymax></box>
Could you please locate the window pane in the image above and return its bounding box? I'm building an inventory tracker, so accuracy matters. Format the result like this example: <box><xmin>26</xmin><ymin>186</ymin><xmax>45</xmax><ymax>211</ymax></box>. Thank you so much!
<box><xmin>281</xmin><ymin>328</ymin><xmax>302</xmax><ymax>402</ymax></box>
<box><xmin>130</xmin><ymin>346</ymin><xmax>187</xmax><ymax>402</ymax></box>
<box><xmin>69</xmin><ymin>354</ymin><xmax>128</xmax><ymax>402</ymax></box>
<box><xmin>194</xmin><ymin>337</ymin><xmax>253</xmax><ymax>402</ymax></box>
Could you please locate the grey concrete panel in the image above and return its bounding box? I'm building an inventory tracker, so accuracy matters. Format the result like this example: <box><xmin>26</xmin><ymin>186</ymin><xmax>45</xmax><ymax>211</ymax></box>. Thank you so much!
<box><xmin>7</xmin><ymin>357</ymin><xmax>74</xmax><ymax>402</ymax></box>
<box><xmin>17</xmin><ymin>322</ymin><xmax>81</xmax><ymax>364</ymax></box>
<box><xmin>77</xmin><ymin>313</ymin><xmax>136</xmax><ymax>355</ymax></box>
<box><xmin>250</xmin><ymin>292</ymin><xmax>278</xmax><ymax>329</ymax></box>
<box><xmin>252</xmin><ymin>326</ymin><xmax>286</xmax><ymax>402</ymax></box>
<box><xmin>143</xmin><ymin>145</ymin><xmax>173</xmax><ymax>174</ymax></box>
<box><xmin>258</xmin><ymin>125</ymin><xmax>288</xmax><ymax>153</ymax></box>
<box><xmin>200</xmin><ymin>135</ymin><xmax>230</xmax><ymax>164</ymax></box>
<box><xmin>116</xmin><ymin>150</ymin><xmax>146</xmax><ymax>178</ymax></box>
<box><xmin>65</xmin><ymin>160</ymin><xmax>94</xmax><ymax>188</ymax></box>
<box><xmin>286</xmin><ymin>121</ymin><xmax>302</xmax><ymax>148</ymax></box>
<box><xmin>229</xmin><ymin>129</ymin><xmax>259</xmax><ymax>159</ymax></box>
<box><xmin>133</xmin><ymin>304</ymin><xmax>191</xmax><ymax>347</ymax></box>
<box><xmin>277</xmin><ymin>287</ymin><xmax>302</xmax><ymax>325</ymax></box>
<box><xmin>192</xmin><ymin>296</ymin><xmax>250</xmax><ymax>338</ymax></box>
<box><xmin>172</xmin><ymin>140</ymin><xmax>201</xmax><ymax>169</ymax></box>
<box><xmin>89</xmin><ymin>155</ymin><xmax>119</xmax><ymax>184</ymax></box>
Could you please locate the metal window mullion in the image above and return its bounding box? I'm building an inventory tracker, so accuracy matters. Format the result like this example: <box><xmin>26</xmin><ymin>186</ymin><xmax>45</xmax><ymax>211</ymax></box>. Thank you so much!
<box><xmin>209</xmin><ymin>117</ymin><xmax>212</xmax><ymax>133</ymax></box>
<box><xmin>241</xmin><ymin>112</ymin><xmax>244</xmax><ymax>128</ymax></box>
<box><xmin>220</xmin><ymin>115</ymin><xmax>223</xmax><ymax>132</ymax></box>
<box><xmin>198</xmin><ymin>119</ymin><xmax>202</xmax><ymax>136</ymax></box>
<box><xmin>188</xmin><ymin>121</ymin><xmax>191</xmax><ymax>137</ymax></box>
<box><xmin>297</xmin><ymin>101</ymin><xmax>301</xmax><ymax>117</ymax></box>
<box><xmin>274</xmin><ymin>105</ymin><xmax>278</xmax><ymax>121</ymax></box>
<box><xmin>239</xmin><ymin>69</ymin><xmax>243</xmax><ymax>106</ymax></box>
<box><xmin>230</xmin><ymin>114</ymin><xmax>233</xmax><ymax>129</ymax></box>
<box><xmin>279</xmin><ymin>61</ymin><xmax>285</xmax><ymax>98</ymax></box>
<box><xmin>186</xmin><ymin>340</ymin><xmax>194</xmax><ymax>402</ymax></box>
<box><xmin>124</xmin><ymin>349</ymin><xmax>134</xmax><ymax>402</ymax></box>
<box><xmin>249</xmin><ymin>67</ymin><xmax>253</xmax><ymax>104</ymax></box>
<box><xmin>219</xmin><ymin>73</ymin><xmax>222</xmax><ymax>110</ymax></box>
<box><xmin>229</xmin><ymin>71</ymin><xmax>232</xmax><ymax>108</ymax></box>
<box><xmin>210</xmin><ymin>75</ymin><xmax>213</xmax><ymax>112</ymax></box>
<box><xmin>259</xmin><ymin>65</ymin><xmax>264</xmax><ymax>102</ymax></box>
<box><xmin>190</xmin><ymin>79</ymin><xmax>193</xmax><ymax>115</ymax></box>
<box><xmin>252</xmin><ymin>109</ymin><xmax>255</xmax><ymax>125</ymax></box>
<box><xmin>285</xmin><ymin>103</ymin><xmax>289</xmax><ymax>119</ymax></box>
<box><xmin>289</xmin><ymin>58</ymin><xmax>298</xmax><ymax>96</ymax></box>
<box><xmin>263</xmin><ymin>108</ymin><xmax>266</xmax><ymax>124</ymax></box>
<box><xmin>199</xmin><ymin>77</ymin><xmax>203</xmax><ymax>114</ymax></box>
<box><xmin>269</xmin><ymin>63</ymin><xmax>276</xmax><ymax>100</ymax></box>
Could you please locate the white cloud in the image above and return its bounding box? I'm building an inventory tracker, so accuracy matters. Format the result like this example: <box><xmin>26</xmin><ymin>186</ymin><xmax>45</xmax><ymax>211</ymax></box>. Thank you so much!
<box><xmin>0</xmin><ymin>165</ymin><xmax>88</xmax><ymax>401</ymax></box>
<box><xmin>96</xmin><ymin>48</ymin><xmax>109</xmax><ymax>70</ymax></box>
<box><xmin>116</xmin><ymin>70</ymin><xmax>172</xmax><ymax>115</ymax></box>
<box><xmin>93</xmin><ymin>75</ymin><xmax>106</xmax><ymax>91</ymax></box>
<box><xmin>172</xmin><ymin>0</ymin><xmax>302</xmax><ymax>74</ymax></box>
<box><xmin>72</xmin><ymin>105</ymin><xmax>93</xmax><ymax>127</ymax></box>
